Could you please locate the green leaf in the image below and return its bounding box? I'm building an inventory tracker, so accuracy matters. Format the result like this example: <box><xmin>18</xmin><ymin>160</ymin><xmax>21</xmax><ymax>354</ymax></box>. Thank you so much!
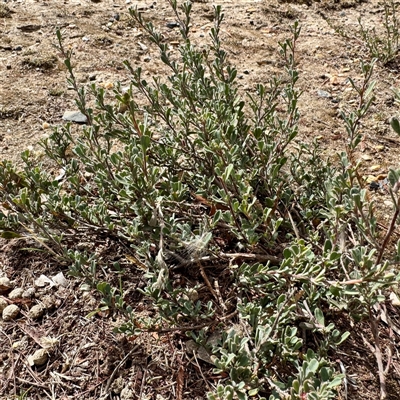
<box><xmin>0</xmin><ymin>231</ymin><xmax>22</xmax><ymax>239</ymax></box>
<box><xmin>307</xmin><ymin>358</ymin><xmax>319</xmax><ymax>374</ymax></box>
<box><xmin>391</xmin><ymin>117</ymin><xmax>400</xmax><ymax>135</ymax></box>
<box><xmin>314</xmin><ymin>308</ymin><xmax>325</xmax><ymax>327</ymax></box>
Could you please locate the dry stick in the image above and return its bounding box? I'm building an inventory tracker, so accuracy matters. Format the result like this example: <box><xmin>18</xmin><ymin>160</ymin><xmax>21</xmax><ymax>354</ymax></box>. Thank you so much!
<box><xmin>170</xmin><ymin>251</ymin><xmax>281</xmax><ymax>267</ymax></box>
<box><xmin>376</xmin><ymin>196</ymin><xmax>400</xmax><ymax>266</ymax></box>
<box><xmin>101</xmin><ymin>345</ymin><xmax>141</xmax><ymax>398</ymax></box>
<box><xmin>369</xmin><ymin>306</ymin><xmax>387</xmax><ymax>400</ymax></box>
<box><xmin>287</xmin><ymin>209</ymin><xmax>301</xmax><ymax>240</ymax></box>
<box><xmin>0</xmin><ymin>328</ymin><xmax>17</xmax><ymax>395</ymax></box>
<box><xmin>213</xmin><ymin>279</ymin><xmax>227</xmax><ymax>312</ymax></box>
<box><xmin>198</xmin><ymin>260</ymin><xmax>220</xmax><ymax>306</ymax></box>
<box><xmin>190</xmin><ymin>352</ymin><xmax>213</xmax><ymax>392</ymax></box>
<box><xmin>139</xmin><ymin>368</ymin><xmax>147</xmax><ymax>400</ymax></box>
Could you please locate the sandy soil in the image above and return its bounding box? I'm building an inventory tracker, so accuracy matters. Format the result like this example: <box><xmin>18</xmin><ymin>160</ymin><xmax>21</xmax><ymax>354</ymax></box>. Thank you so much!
<box><xmin>1</xmin><ymin>0</ymin><xmax>400</xmax><ymax>398</ymax></box>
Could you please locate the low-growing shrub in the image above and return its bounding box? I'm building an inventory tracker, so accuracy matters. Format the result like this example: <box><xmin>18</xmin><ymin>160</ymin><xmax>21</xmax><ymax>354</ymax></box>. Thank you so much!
<box><xmin>1</xmin><ymin>1</ymin><xmax>400</xmax><ymax>398</ymax></box>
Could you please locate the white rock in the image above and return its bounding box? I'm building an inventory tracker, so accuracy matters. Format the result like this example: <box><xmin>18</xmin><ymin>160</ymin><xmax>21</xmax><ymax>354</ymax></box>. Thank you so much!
<box><xmin>28</xmin><ymin>348</ymin><xmax>48</xmax><ymax>366</ymax></box>
<box><xmin>29</xmin><ymin>304</ymin><xmax>44</xmax><ymax>319</ymax></box>
<box><xmin>3</xmin><ymin>304</ymin><xmax>20</xmax><ymax>321</ymax></box>
<box><xmin>390</xmin><ymin>292</ymin><xmax>400</xmax><ymax>306</ymax></box>
<box><xmin>22</xmin><ymin>288</ymin><xmax>36</xmax><ymax>298</ymax></box>
<box><xmin>121</xmin><ymin>387</ymin><xmax>134</xmax><ymax>400</ymax></box>
<box><xmin>0</xmin><ymin>276</ymin><xmax>12</xmax><ymax>292</ymax></box>
<box><xmin>8</xmin><ymin>287</ymin><xmax>24</xmax><ymax>299</ymax></box>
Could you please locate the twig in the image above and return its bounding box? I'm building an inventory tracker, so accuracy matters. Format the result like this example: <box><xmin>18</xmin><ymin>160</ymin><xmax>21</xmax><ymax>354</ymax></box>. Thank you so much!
<box><xmin>369</xmin><ymin>306</ymin><xmax>387</xmax><ymax>399</ymax></box>
<box><xmin>213</xmin><ymin>279</ymin><xmax>227</xmax><ymax>313</ymax></box>
<box><xmin>101</xmin><ymin>345</ymin><xmax>140</xmax><ymax>398</ymax></box>
<box><xmin>287</xmin><ymin>208</ymin><xmax>301</xmax><ymax>240</ymax></box>
<box><xmin>169</xmin><ymin>251</ymin><xmax>281</xmax><ymax>267</ymax></box>
<box><xmin>139</xmin><ymin>368</ymin><xmax>147</xmax><ymax>400</ymax></box>
<box><xmin>148</xmin><ymin>321</ymin><xmax>214</xmax><ymax>333</ymax></box>
<box><xmin>376</xmin><ymin>197</ymin><xmax>400</xmax><ymax>266</ymax></box>
<box><xmin>198</xmin><ymin>261</ymin><xmax>220</xmax><ymax>305</ymax></box>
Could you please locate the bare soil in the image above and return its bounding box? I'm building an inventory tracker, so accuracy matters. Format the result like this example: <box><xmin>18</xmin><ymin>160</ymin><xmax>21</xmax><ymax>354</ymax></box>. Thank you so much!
<box><xmin>1</xmin><ymin>0</ymin><xmax>400</xmax><ymax>399</ymax></box>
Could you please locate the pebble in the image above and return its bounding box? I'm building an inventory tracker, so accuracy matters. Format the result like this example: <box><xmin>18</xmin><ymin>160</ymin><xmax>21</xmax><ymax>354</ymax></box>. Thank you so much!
<box><xmin>121</xmin><ymin>388</ymin><xmax>134</xmax><ymax>400</ymax></box>
<box><xmin>28</xmin><ymin>348</ymin><xmax>48</xmax><ymax>366</ymax></box>
<box><xmin>29</xmin><ymin>304</ymin><xmax>45</xmax><ymax>319</ymax></box>
<box><xmin>8</xmin><ymin>287</ymin><xmax>24</xmax><ymax>299</ymax></box>
<box><xmin>82</xmin><ymin>36</ymin><xmax>90</xmax><ymax>42</ymax></box>
<box><xmin>138</xmin><ymin>41</ymin><xmax>148</xmax><ymax>52</ymax></box>
<box><xmin>3</xmin><ymin>304</ymin><xmax>20</xmax><ymax>321</ymax></box>
<box><xmin>143</xmin><ymin>56</ymin><xmax>151</xmax><ymax>62</ymax></box>
<box><xmin>0</xmin><ymin>276</ymin><xmax>12</xmax><ymax>294</ymax></box>
<box><xmin>62</xmin><ymin>111</ymin><xmax>88</xmax><ymax>124</ymax></box>
<box><xmin>390</xmin><ymin>292</ymin><xmax>400</xmax><ymax>306</ymax></box>
<box><xmin>166</xmin><ymin>22</ymin><xmax>179</xmax><ymax>29</ymax></box>
<box><xmin>42</xmin><ymin>122</ymin><xmax>50</xmax><ymax>129</ymax></box>
<box><xmin>22</xmin><ymin>287</ymin><xmax>36</xmax><ymax>298</ymax></box>
<box><xmin>317</xmin><ymin>89</ymin><xmax>331</xmax><ymax>98</ymax></box>
<box><xmin>361</xmin><ymin>154</ymin><xmax>373</xmax><ymax>161</ymax></box>
<box><xmin>369</xmin><ymin>165</ymin><xmax>381</xmax><ymax>172</ymax></box>
<box><xmin>14</xmin><ymin>45</ymin><xmax>22</xmax><ymax>51</ymax></box>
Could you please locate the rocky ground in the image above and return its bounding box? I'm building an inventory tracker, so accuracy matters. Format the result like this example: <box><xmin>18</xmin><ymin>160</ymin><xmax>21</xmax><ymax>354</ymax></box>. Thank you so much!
<box><xmin>1</xmin><ymin>0</ymin><xmax>400</xmax><ymax>398</ymax></box>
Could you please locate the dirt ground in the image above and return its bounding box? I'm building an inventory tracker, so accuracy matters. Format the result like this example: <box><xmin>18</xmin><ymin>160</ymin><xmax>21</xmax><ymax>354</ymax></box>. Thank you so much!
<box><xmin>2</xmin><ymin>0</ymin><xmax>400</xmax><ymax>399</ymax></box>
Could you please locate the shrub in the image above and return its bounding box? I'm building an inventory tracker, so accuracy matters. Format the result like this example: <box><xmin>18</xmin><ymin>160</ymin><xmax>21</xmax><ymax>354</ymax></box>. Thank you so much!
<box><xmin>1</xmin><ymin>1</ymin><xmax>399</xmax><ymax>399</ymax></box>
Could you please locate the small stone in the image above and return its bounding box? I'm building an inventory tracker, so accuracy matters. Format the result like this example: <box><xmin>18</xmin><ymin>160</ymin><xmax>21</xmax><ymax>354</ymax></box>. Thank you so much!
<box><xmin>29</xmin><ymin>304</ymin><xmax>45</xmax><ymax>319</ymax></box>
<box><xmin>317</xmin><ymin>89</ymin><xmax>331</xmax><ymax>98</ymax></box>
<box><xmin>166</xmin><ymin>22</ymin><xmax>180</xmax><ymax>29</ymax></box>
<box><xmin>82</xmin><ymin>36</ymin><xmax>90</xmax><ymax>42</ymax></box>
<box><xmin>186</xmin><ymin>288</ymin><xmax>199</xmax><ymax>302</ymax></box>
<box><xmin>41</xmin><ymin>295</ymin><xmax>56</xmax><ymax>310</ymax></box>
<box><xmin>111</xmin><ymin>376</ymin><xmax>125</xmax><ymax>394</ymax></box>
<box><xmin>138</xmin><ymin>41</ymin><xmax>148</xmax><ymax>52</ymax></box>
<box><xmin>143</xmin><ymin>56</ymin><xmax>151</xmax><ymax>62</ymax></box>
<box><xmin>0</xmin><ymin>276</ymin><xmax>12</xmax><ymax>294</ymax></box>
<box><xmin>42</xmin><ymin>122</ymin><xmax>50</xmax><ymax>129</ymax></box>
<box><xmin>369</xmin><ymin>165</ymin><xmax>381</xmax><ymax>172</ymax></box>
<box><xmin>68</xmin><ymin>24</ymin><xmax>76</xmax><ymax>29</ymax></box>
<box><xmin>8</xmin><ymin>287</ymin><xmax>24</xmax><ymax>299</ymax></box>
<box><xmin>361</xmin><ymin>154</ymin><xmax>373</xmax><ymax>161</ymax></box>
<box><xmin>62</xmin><ymin>111</ymin><xmax>88</xmax><ymax>124</ymax></box>
<box><xmin>14</xmin><ymin>45</ymin><xmax>22</xmax><ymax>51</ymax></box>
<box><xmin>3</xmin><ymin>304</ymin><xmax>20</xmax><ymax>321</ymax></box>
<box><xmin>0</xmin><ymin>298</ymin><xmax>8</xmax><ymax>313</ymax></box>
<box><xmin>28</xmin><ymin>348</ymin><xmax>48</xmax><ymax>366</ymax></box>
<box><xmin>121</xmin><ymin>387</ymin><xmax>134</xmax><ymax>400</ymax></box>
<box><xmin>22</xmin><ymin>288</ymin><xmax>36</xmax><ymax>298</ymax></box>
<box><xmin>390</xmin><ymin>292</ymin><xmax>400</xmax><ymax>306</ymax></box>
<box><xmin>17</xmin><ymin>24</ymin><xmax>41</xmax><ymax>32</ymax></box>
